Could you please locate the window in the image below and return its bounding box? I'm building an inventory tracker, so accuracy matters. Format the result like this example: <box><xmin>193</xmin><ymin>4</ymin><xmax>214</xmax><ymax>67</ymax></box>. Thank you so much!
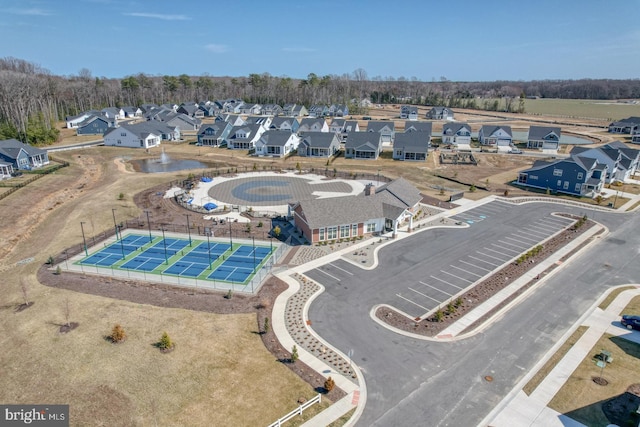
<box><xmin>553</xmin><ymin>168</ymin><xmax>563</xmax><ymax>177</ymax></box>
<box><xmin>557</xmin><ymin>180</ymin><xmax>562</xmax><ymax>187</ymax></box>
<box><xmin>577</xmin><ymin>172</ymin><xmax>583</xmax><ymax>180</ymax></box>
<box><xmin>319</xmin><ymin>228</ymin><xmax>325</xmax><ymax>241</ymax></box>
<box><xmin>575</xmin><ymin>183</ymin><xmax>582</xmax><ymax>192</ymax></box>
<box><xmin>563</xmin><ymin>181</ymin><xmax>569</xmax><ymax>190</ymax></box>
<box><xmin>352</xmin><ymin>224</ymin><xmax>358</xmax><ymax>236</ymax></box>
<box><xmin>117</xmin><ymin>139</ymin><xmax>121</xmax><ymax>145</ymax></box>
<box><xmin>340</xmin><ymin>225</ymin><xmax>350</xmax><ymax>238</ymax></box>
<box><xmin>326</xmin><ymin>226</ymin><xmax>337</xmax><ymax>240</ymax></box>
<box><xmin>121</xmin><ymin>132</ymin><xmax>126</xmax><ymax>136</ymax></box>
<box><xmin>366</xmin><ymin>223</ymin><xmax>376</xmax><ymax>233</ymax></box>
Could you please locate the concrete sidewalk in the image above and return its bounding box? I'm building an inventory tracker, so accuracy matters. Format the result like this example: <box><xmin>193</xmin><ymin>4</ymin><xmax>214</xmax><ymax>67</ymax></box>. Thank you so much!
<box><xmin>482</xmin><ymin>285</ymin><xmax>640</xmax><ymax>427</ymax></box>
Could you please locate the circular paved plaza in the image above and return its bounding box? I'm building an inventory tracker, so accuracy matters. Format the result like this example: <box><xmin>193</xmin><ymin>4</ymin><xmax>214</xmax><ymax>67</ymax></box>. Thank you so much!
<box><xmin>207</xmin><ymin>175</ymin><xmax>359</xmax><ymax>206</ymax></box>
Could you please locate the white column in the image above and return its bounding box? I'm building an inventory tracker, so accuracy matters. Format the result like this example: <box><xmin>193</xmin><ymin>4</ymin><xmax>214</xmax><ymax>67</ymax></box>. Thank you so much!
<box><xmin>393</xmin><ymin>219</ymin><xmax>398</xmax><ymax>238</ymax></box>
<box><xmin>408</xmin><ymin>214</ymin><xmax>413</xmax><ymax>232</ymax></box>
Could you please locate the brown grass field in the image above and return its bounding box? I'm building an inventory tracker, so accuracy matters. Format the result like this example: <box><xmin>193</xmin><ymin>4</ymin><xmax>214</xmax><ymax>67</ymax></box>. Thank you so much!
<box><xmin>1</xmin><ymin>104</ymin><xmax>633</xmax><ymax>425</ymax></box>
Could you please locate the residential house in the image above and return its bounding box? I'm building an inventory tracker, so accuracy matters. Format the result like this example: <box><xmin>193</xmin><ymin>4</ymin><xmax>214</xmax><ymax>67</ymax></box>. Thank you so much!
<box><xmin>122</xmin><ymin>106</ymin><xmax>142</xmax><ymax>118</ymax></box>
<box><xmin>608</xmin><ymin>117</ymin><xmax>640</xmax><ymax>134</ymax></box>
<box><xmin>197</xmin><ymin>122</ymin><xmax>233</xmax><ymax>146</ymax></box>
<box><xmin>426</xmin><ymin>106</ymin><xmax>454</xmax><ymax>120</ymax></box>
<box><xmin>441</xmin><ymin>122</ymin><xmax>472</xmax><ymax>147</ymax></box>
<box><xmin>65</xmin><ymin>112</ymin><xmax>91</xmax><ymax>129</ymax></box>
<box><xmin>603</xmin><ymin>141</ymin><xmax>640</xmax><ymax>180</ymax></box>
<box><xmin>240</xmin><ymin>103</ymin><xmax>262</xmax><ymax>115</ymax></box>
<box><xmin>404</xmin><ymin>121</ymin><xmax>432</xmax><ymax>134</ymax></box>
<box><xmin>297</xmin><ymin>132</ymin><xmax>340</xmax><ymax>158</ymax></box>
<box><xmin>224</xmin><ymin>100</ymin><xmax>244</xmax><ymax>114</ymax></box>
<box><xmin>225</xmin><ymin>124</ymin><xmax>265</xmax><ymax>150</ymax></box>
<box><xmin>328</xmin><ymin>104</ymin><xmax>348</xmax><ymax>117</ymax></box>
<box><xmin>517</xmin><ymin>155</ymin><xmax>607</xmax><ymax>196</ymax></box>
<box><xmin>139</xmin><ymin>103</ymin><xmax>160</xmax><ymax>114</ymax></box>
<box><xmin>400</xmin><ymin>105</ymin><xmax>419</xmax><ymax>121</ymax></box>
<box><xmin>101</xmin><ymin>107</ymin><xmax>125</xmax><ymax>120</ymax></box>
<box><xmin>269</xmin><ymin>117</ymin><xmax>299</xmax><ymax>133</ymax></box>
<box><xmin>261</xmin><ymin>104</ymin><xmax>283</xmax><ymax>116</ymax></box>
<box><xmin>197</xmin><ymin>104</ymin><xmax>218</xmax><ymax>117</ymax></box>
<box><xmin>177</xmin><ymin>103</ymin><xmax>205</xmax><ymax>119</ymax></box>
<box><xmin>393</xmin><ymin>132</ymin><xmax>430</xmax><ymax>161</ymax></box>
<box><xmin>0</xmin><ymin>138</ymin><xmax>49</xmax><ymax>171</ymax></box>
<box><xmin>163</xmin><ymin>113</ymin><xmax>201</xmax><ymax>131</ymax></box>
<box><xmin>344</xmin><ymin>132</ymin><xmax>383</xmax><ymax>160</ymax></box>
<box><xmin>478</xmin><ymin>125</ymin><xmax>513</xmax><ymax>146</ymax></box>
<box><xmin>104</xmin><ymin>123</ymin><xmax>174</xmax><ymax>148</ymax></box>
<box><xmin>308</xmin><ymin>105</ymin><xmax>329</xmax><ymax>118</ymax></box>
<box><xmin>571</xmin><ymin>141</ymin><xmax>640</xmax><ymax>182</ymax></box>
<box><xmin>329</xmin><ymin>118</ymin><xmax>346</xmax><ymax>134</ymax></box>
<box><xmin>292</xmin><ymin>177</ymin><xmax>422</xmax><ymax>243</ymax></box>
<box><xmin>244</xmin><ymin>116</ymin><xmax>272</xmax><ymax>129</ymax></box>
<box><xmin>366</xmin><ymin>121</ymin><xmax>395</xmax><ymax>143</ymax></box>
<box><xmin>633</xmin><ymin>129</ymin><xmax>640</xmax><ymax>144</ymax></box>
<box><xmin>254</xmin><ymin>130</ymin><xmax>300</xmax><ymax>157</ymax></box>
<box><xmin>161</xmin><ymin>103</ymin><xmax>179</xmax><ymax>112</ymax></box>
<box><xmin>343</xmin><ymin>120</ymin><xmax>359</xmax><ymax>133</ymax></box>
<box><xmin>292</xmin><ymin>105</ymin><xmax>308</xmax><ymax>117</ymax></box>
<box><xmin>0</xmin><ymin>159</ymin><xmax>13</xmax><ymax>179</ymax></box>
<box><xmin>221</xmin><ymin>114</ymin><xmax>246</xmax><ymax>127</ymax></box>
<box><xmin>76</xmin><ymin>115</ymin><xmax>115</xmax><ymax>135</ymax></box>
<box><xmin>298</xmin><ymin>118</ymin><xmax>329</xmax><ymax>133</ymax></box>
<box><xmin>527</xmin><ymin>126</ymin><xmax>561</xmax><ymax>150</ymax></box>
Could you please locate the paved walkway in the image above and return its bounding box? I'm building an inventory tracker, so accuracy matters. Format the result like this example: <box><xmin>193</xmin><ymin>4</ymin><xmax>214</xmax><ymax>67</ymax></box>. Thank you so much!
<box><xmin>482</xmin><ymin>285</ymin><xmax>640</xmax><ymax>427</ymax></box>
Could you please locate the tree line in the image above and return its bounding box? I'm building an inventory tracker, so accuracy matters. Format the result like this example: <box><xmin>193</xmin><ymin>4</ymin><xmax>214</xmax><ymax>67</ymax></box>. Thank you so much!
<box><xmin>1</xmin><ymin>56</ymin><xmax>639</xmax><ymax>145</ymax></box>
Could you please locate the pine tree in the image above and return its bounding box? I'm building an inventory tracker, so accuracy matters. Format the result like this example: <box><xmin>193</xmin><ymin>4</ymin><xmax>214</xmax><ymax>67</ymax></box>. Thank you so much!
<box><xmin>291</xmin><ymin>345</ymin><xmax>299</xmax><ymax>363</ymax></box>
<box><xmin>158</xmin><ymin>332</ymin><xmax>173</xmax><ymax>350</ymax></box>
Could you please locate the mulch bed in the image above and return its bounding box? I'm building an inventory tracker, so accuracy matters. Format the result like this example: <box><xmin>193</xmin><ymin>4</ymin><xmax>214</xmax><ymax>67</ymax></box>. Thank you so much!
<box><xmin>602</xmin><ymin>383</ymin><xmax>640</xmax><ymax>425</ymax></box>
<box><xmin>375</xmin><ymin>215</ymin><xmax>599</xmax><ymax>337</ymax></box>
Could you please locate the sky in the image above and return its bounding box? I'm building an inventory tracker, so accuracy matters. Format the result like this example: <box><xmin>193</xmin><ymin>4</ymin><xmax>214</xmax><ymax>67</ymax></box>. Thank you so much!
<box><xmin>1</xmin><ymin>0</ymin><xmax>639</xmax><ymax>82</ymax></box>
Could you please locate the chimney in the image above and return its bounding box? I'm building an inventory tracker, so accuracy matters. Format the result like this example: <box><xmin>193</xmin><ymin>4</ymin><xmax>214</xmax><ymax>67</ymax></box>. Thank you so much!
<box><xmin>365</xmin><ymin>183</ymin><xmax>376</xmax><ymax>196</ymax></box>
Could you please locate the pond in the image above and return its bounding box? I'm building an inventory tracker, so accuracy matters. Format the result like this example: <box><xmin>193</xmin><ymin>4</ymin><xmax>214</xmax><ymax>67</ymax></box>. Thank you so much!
<box><xmin>130</xmin><ymin>158</ymin><xmax>214</xmax><ymax>173</ymax></box>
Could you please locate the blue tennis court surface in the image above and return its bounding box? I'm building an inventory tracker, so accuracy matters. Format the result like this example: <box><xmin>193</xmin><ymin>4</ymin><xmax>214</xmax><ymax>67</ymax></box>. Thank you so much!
<box><xmin>77</xmin><ymin>233</ymin><xmax>275</xmax><ymax>285</ymax></box>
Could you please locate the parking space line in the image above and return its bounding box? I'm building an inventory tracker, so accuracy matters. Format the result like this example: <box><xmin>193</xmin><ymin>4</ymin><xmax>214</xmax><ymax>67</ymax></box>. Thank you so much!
<box><xmin>459</xmin><ymin>259</ymin><xmax>490</xmax><ymax>272</ymax></box>
<box><xmin>408</xmin><ymin>287</ymin><xmax>443</xmax><ymax>303</ymax></box>
<box><xmin>515</xmin><ymin>229</ymin><xmax>547</xmax><ymax>239</ymax></box>
<box><xmin>484</xmin><ymin>247</ymin><xmax>514</xmax><ymax>258</ymax></box>
<box><xmin>509</xmin><ymin>233</ymin><xmax>539</xmax><ymax>243</ymax></box>
<box><xmin>527</xmin><ymin>223</ymin><xmax>557</xmax><ymax>233</ymax></box>
<box><xmin>430</xmin><ymin>275</ymin><xmax>463</xmax><ymax>289</ymax></box>
<box><xmin>468</xmin><ymin>255</ymin><xmax>499</xmax><ymax>267</ymax></box>
<box><xmin>449</xmin><ymin>264</ymin><xmax>482</xmax><ymax>277</ymax></box>
<box><xmin>498</xmin><ymin>237</ymin><xmax>529</xmax><ymax>251</ymax></box>
<box><xmin>317</xmin><ymin>269</ymin><xmax>340</xmax><ymax>281</ymax></box>
<box><xmin>419</xmin><ymin>281</ymin><xmax>455</xmax><ymax>296</ymax></box>
<box><xmin>490</xmin><ymin>243</ymin><xmax>519</xmax><ymax>254</ymax></box>
<box><xmin>475</xmin><ymin>251</ymin><xmax>505</xmax><ymax>262</ymax></box>
<box><xmin>440</xmin><ymin>270</ymin><xmax>473</xmax><ymax>283</ymax></box>
<box><xmin>542</xmin><ymin>217</ymin><xmax>570</xmax><ymax>226</ymax></box>
<box><xmin>329</xmin><ymin>263</ymin><xmax>353</xmax><ymax>275</ymax></box>
<box><xmin>518</xmin><ymin>228</ymin><xmax>549</xmax><ymax>238</ymax></box>
<box><xmin>396</xmin><ymin>294</ymin><xmax>431</xmax><ymax>311</ymax></box>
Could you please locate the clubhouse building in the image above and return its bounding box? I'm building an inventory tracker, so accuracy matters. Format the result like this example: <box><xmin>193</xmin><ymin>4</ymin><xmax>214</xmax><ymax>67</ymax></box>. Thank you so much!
<box><xmin>291</xmin><ymin>178</ymin><xmax>422</xmax><ymax>243</ymax></box>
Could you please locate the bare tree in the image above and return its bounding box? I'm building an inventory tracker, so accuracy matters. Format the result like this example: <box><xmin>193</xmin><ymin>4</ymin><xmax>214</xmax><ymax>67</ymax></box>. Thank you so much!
<box><xmin>20</xmin><ymin>278</ymin><xmax>30</xmax><ymax>306</ymax></box>
<box><xmin>63</xmin><ymin>297</ymin><xmax>71</xmax><ymax>327</ymax></box>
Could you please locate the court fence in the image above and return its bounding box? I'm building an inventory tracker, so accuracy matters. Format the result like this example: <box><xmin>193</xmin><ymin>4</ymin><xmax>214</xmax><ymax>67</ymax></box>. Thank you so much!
<box><xmin>53</xmin><ymin>225</ymin><xmax>288</xmax><ymax>294</ymax></box>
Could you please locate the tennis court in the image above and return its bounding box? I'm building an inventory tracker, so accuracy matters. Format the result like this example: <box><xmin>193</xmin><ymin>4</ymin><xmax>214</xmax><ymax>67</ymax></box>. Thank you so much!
<box><xmin>76</xmin><ymin>233</ymin><xmax>275</xmax><ymax>286</ymax></box>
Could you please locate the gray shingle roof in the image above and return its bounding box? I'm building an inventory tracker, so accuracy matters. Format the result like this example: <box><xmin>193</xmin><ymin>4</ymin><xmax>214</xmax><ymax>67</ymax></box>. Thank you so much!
<box><xmin>0</xmin><ymin>138</ymin><xmax>47</xmax><ymax>159</ymax></box>
<box><xmin>366</xmin><ymin>121</ymin><xmax>395</xmax><ymax>133</ymax></box>
<box><xmin>528</xmin><ymin>126</ymin><xmax>561</xmax><ymax>140</ymax></box>
<box><xmin>479</xmin><ymin>125</ymin><xmax>512</xmax><ymax>138</ymax></box>
<box><xmin>404</xmin><ymin>121</ymin><xmax>432</xmax><ymax>134</ymax></box>
<box><xmin>393</xmin><ymin>132</ymin><xmax>430</xmax><ymax>151</ymax></box>
<box><xmin>345</xmin><ymin>132</ymin><xmax>380</xmax><ymax>150</ymax></box>
<box><xmin>299</xmin><ymin>132</ymin><xmax>337</xmax><ymax>148</ymax></box>
<box><xmin>258</xmin><ymin>130</ymin><xmax>292</xmax><ymax>147</ymax></box>
<box><xmin>442</xmin><ymin>122</ymin><xmax>470</xmax><ymax>135</ymax></box>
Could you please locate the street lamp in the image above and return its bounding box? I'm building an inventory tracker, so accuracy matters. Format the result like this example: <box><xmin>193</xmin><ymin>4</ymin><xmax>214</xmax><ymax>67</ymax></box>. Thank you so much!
<box><xmin>229</xmin><ymin>219</ymin><xmax>233</xmax><ymax>246</ymax></box>
<box><xmin>206</xmin><ymin>233</ymin><xmax>212</xmax><ymax>268</ymax></box>
<box><xmin>80</xmin><ymin>221</ymin><xmax>88</xmax><ymax>256</ymax></box>
<box><xmin>185</xmin><ymin>213</ymin><xmax>192</xmax><ymax>246</ymax></box>
<box><xmin>161</xmin><ymin>227</ymin><xmax>168</xmax><ymax>264</ymax></box>
<box><xmin>252</xmin><ymin>236</ymin><xmax>256</xmax><ymax>270</ymax></box>
<box><xmin>112</xmin><ymin>208</ymin><xmax>119</xmax><ymax>240</ymax></box>
<box><xmin>144</xmin><ymin>210</ymin><xmax>152</xmax><ymax>241</ymax></box>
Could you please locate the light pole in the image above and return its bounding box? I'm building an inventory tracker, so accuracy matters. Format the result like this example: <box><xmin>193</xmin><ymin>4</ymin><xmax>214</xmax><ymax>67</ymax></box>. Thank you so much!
<box><xmin>144</xmin><ymin>210</ymin><xmax>152</xmax><ymax>241</ymax></box>
<box><xmin>80</xmin><ymin>221</ymin><xmax>88</xmax><ymax>256</ymax></box>
<box><xmin>185</xmin><ymin>214</ymin><xmax>192</xmax><ymax>246</ymax></box>
<box><xmin>377</xmin><ymin>168</ymin><xmax>380</xmax><ymax>184</ymax></box>
<box><xmin>112</xmin><ymin>208</ymin><xmax>119</xmax><ymax>240</ymax></box>
<box><xmin>252</xmin><ymin>236</ymin><xmax>256</xmax><ymax>270</ymax></box>
<box><xmin>64</xmin><ymin>250</ymin><xmax>69</xmax><ymax>270</ymax></box>
<box><xmin>206</xmin><ymin>233</ymin><xmax>212</xmax><ymax>268</ymax></box>
<box><xmin>229</xmin><ymin>219</ymin><xmax>233</xmax><ymax>246</ymax></box>
<box><xmin>161</xmin><ymin>227</ymin><xmax>168</xmax><ymax>264</ymax></box>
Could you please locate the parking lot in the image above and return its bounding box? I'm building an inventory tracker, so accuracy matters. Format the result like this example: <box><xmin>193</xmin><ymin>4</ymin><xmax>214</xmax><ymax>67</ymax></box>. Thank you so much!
<box><xmin>304</xmin><ymin>201</ymin><xmax>575</xmax><ymax>319</ymax></box>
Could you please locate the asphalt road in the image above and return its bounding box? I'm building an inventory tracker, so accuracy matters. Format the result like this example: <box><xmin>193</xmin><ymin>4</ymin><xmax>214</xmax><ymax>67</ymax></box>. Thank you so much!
<box><xmin>305</xmin><ymin>202</ymin><xmax>638</xmax><ymax>426</ymax></box>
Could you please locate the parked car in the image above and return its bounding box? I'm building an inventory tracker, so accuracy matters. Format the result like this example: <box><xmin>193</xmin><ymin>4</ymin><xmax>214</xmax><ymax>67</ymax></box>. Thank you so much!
<box><xmin>621</xmin><ymin>314</ymin><xmax>640</xmax><ymax>330</ymax></box>
<box><xmin>509</xmin><ymin>149</ymin><xmax>523</xmax><ymax>154</ymax></box>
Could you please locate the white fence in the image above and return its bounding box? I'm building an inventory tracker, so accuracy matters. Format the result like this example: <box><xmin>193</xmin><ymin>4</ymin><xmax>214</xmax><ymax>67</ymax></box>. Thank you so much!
<box><xmin>267</xmin><ymin>394</ymin><xmax>322</xmax><ymax>427</ymax></box>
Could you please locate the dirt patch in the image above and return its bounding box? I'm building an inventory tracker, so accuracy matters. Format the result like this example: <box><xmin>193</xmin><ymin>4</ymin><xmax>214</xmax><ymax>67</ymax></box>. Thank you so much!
<box><xmin>375</xmin><ymin>216</ymin><xmax>598</xmax><ymax>336</ymax></box>
<box><xmin>15</xmin><ymin>302</ymin><xmax>35</xmax><ymax>312</ymax></box>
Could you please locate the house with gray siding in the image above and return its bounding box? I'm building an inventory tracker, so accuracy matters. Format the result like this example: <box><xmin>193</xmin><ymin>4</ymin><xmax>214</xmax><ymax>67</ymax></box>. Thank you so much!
<box><xmin>400</xmin><ymin>105</ymin><xmax>419</xmax><ymax>121</ymax></box>
<box><xmin>527</xmin><ymin>126</ymin><xmax>561</xmax><ymax>150</ymax></box>
<box><xmin>122</xmin><ymin>106</ymin><xmax>142</xmax><ymax>118</ymax></box>
<box><xmin>297</xmin><ymin>132</ymin><xmax>340</xmax><ymax>158</ymax></box>
<box><xmin>197</xmin><ymin>122</ymin><xmax>233</xmax><ymax>146</ymax></box>
<box><xmin>426</xmin><ymin>106</ymin><xmax>454</xmax><ymax>120</ymax></box>
<box><xmin>344</xmin><ymin>132</ymin><xmax>382</xmax><ymax>159</ymax></box>
<box><xmin>571</xmin><ymin>141</ymin><xmax>640</xmax><ymax>182</ymax></box>
<box><xmin>104</xmin><ymin>124</ymin><xmax>162</xmax><ymax>149</ymax></box>
<box><xmin>404</xmin><ymin>121</ymin><xmax>432</xmax><ymax>134</ymax></box>
<box><xmin>478</xmin><ymin>125</ymin><xmax>513</xmax><ymax>146</ymax></box>
<box><xmin>608</xmin><ymin>117</ymin><xmax>640</xmax><ymax>134</ymax></box>
<box><xmin>366</xmin><ymin>121</ymin><xmax>395</xmax><ymax>143</ymax></box>
<box><xmin>329</xmin><ymin>118</ymin><xmax>346</xmax><ymax>134</ymax></box>
<box><xmin>393</xmin><ymin>132</ymin><xmax>429</xmax><ymax>161</ymax></box>
<box><xmin>442</xmin><ymin>122</ymin><xmax>471</xmax><ymax>147</ymax></box>
<box><xmin>261</xmin><ymin>104</ymin><xmax>283</xmax><ymax>116</ymax></box>
<box><xmin>65</xmin><ymin>112</ymin><xmax>91</xmax><ymax>129</ymax></box>
<box><xmin>0</xmin><ymin>139</ymin><xmax>49</xmax><ymax>171</ymax></box>
<box><xmin>76</xmin><ymin>115</ymin><xmax>114</xmax><ymax>135</ymax></box>
<box><xmin>298</xmin><ymin>118</ymin><xmax>329</xmax><ymax>133</ymax></box>
<box><xmin>225</xmin><ymin>124</ymin><xmax>265</xmax><ymax>150</ymax></box>
<box><xmin>269</xmin><ymin>117</ymin><xmax>299</xmax><ymax>133</ymax></box>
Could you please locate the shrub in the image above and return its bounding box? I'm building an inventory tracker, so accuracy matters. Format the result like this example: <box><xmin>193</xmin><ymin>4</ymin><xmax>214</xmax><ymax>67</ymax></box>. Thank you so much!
<box><xmin>324</xmin><ymin>376</ymin><xmax>335</xmax><ymax>392</ymax></box>
<box><xmin>434</xmin><ymin>309</ymin><xmax>444</xmax><ymax>322</ymax></box>
<box><xmin>118</xmin><ymin>192</ymin><xmax>125</xmax><ymax>200</ymax></box>
<box><xmin>455</xmin><ymin>297</ymin><xmax>463</xmax><ymax>308</ymax></box>
<box><xmin>291</xmin><ymin>345</ymin><xmax>299</xmax><ymax>363</ymax></box>
<box><xmin>110</xmin><ymin>324</ymin><xmax>127</xmax><ymax>343</ymax></box>
<box><xmin>158</xmin><ymin>332</ymin><xmax>173</xmax><ymax>350</ymax></box>
<box><xmin>226</xmin><ymin>289</ymin><xmax>233</xmax><ymax>300</ymax></box>
<box><xmin>257</xmin><ymin>221</ymin><xmax>263</xmax><ymax>228</ymax></box>
<box><xmin>55</xmin><ymin>265</ymin><xmax>62</xmax><ymax>275</ymax></box>
<box><xmin>469</xmin><ymin>184</ymin><xmax>476</xmax><ymax>193</ymax></box>
<box><xmin>263</xmin><ymin>317</ymin><xmax>269</xmax><ymax>334</ymax></box>
<box><xmin>273</xmin><ymin>225</ymin><xmax>281</xmax><ymax>238</ymax></box>
<box><xmin>46</xmin><ymin>255</ymin><xmax>54</xmax><ymax>265</ymax></box>
<box><xmin>446</xmin><ymin>301</ymin><xmax>455</xmax><ymax>314</ymax></box>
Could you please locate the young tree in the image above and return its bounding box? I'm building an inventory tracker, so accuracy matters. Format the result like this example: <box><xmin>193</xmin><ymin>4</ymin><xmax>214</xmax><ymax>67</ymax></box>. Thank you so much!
<box><xmin>272</xmin><ymin>225</ymin><xmax>281</xmax><ymax>238</ymax></box>
<box><xmin>291</xmin><ymin>345</ymin><xmax>299</xmax><ymax>363</ymax></box>
<box><xmin>158</xmin><ymin>332</ymin><xmax>173</xmax><ymax>350</ymax></box>
<box><xmin>110</xmin><ymin>324</ymin><xmax>127</xmax><ymax>343</ymax></box>
<box><xmin>263</xmin><ymin>317</ymin><xmax>269</xmax><ymax>334</ymax></box>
